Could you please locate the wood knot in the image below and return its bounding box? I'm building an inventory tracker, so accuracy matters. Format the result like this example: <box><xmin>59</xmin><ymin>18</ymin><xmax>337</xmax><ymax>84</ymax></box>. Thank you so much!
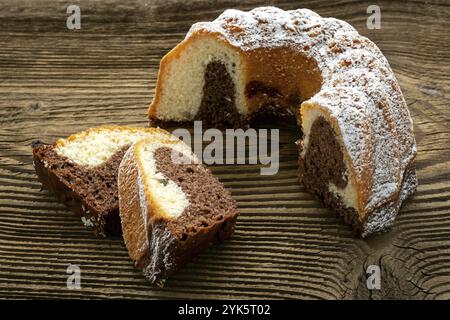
<box><xmin>29</xmin><ymin>102</ymin><xmax>42</xmax><ymax>111</ymax></box>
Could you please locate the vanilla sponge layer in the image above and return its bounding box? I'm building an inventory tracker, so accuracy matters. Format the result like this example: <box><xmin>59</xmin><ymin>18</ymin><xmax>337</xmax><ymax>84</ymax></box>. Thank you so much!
<box><xmin>137</xmin><ymin>140</ymin><xmax>199</xmax><ymax>219</ymax></box>
<box><xmin>155</xmin><ymin>35</ymin><xmax>246</xmax><ymax>121</ymax></box>
<box><xmin>54</xmin><ymin>126</ymin><xmax>173</xmax><ymax>167</ymax></box>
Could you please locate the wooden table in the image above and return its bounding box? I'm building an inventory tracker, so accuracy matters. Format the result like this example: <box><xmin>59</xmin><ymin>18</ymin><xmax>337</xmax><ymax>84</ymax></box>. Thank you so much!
<box><xmin>0</xmin><ymin>0</ymin><xmax>449</xmax><ymax>299</ymax></box>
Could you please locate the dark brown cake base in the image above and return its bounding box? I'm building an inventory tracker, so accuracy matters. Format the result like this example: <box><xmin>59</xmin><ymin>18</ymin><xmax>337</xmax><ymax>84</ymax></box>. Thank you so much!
<box><xmin>32</xmin><ymin>140</ymin><xmax>125</xmax><ymax>236</ymax></box>
<box><xmin>298</xmin><ymin>116</ymin><xmax>357</xmax><ymax>228</ymax></box>
<box><xmin>137</xmin><ymin>147</ymin><xmax>239</xmax><ymax>286</ymax></box>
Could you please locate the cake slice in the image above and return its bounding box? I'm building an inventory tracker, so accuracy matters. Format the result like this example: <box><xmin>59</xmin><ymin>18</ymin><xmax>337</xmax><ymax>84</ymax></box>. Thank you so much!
<box><xmin>118</xmin><ymin>138</ymin><xmax>239</xmax><ymax>286</ymax></box>
<box><xmin>32</xmin><ymin>126</ymin><xmax>175</xmax><ymax>236</ymax></box>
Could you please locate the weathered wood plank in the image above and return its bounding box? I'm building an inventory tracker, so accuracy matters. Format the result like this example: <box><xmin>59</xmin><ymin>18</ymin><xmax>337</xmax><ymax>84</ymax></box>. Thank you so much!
<box><xmin>0</xmin><ymin>0</ymin><xmax>449</xmax><ymax>299</ymax></box>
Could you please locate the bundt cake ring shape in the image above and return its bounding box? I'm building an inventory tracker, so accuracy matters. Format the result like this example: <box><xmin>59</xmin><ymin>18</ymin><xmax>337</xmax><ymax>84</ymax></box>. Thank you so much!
<box><xmin>148</xmin><ymin>7</ymin><xmax>418</xmax><ymax>237</ymax></box>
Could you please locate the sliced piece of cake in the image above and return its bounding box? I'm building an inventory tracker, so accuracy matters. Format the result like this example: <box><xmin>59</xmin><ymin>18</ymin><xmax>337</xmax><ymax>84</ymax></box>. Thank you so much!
<box><xmin>118</xmin><ymin>138</ymin><xmax>239</xmax><ymax>286</ymax></box>
<box><xmin>32</xmin><ymin>126</ymin><xmax>175</xmax><ymax>236</ymax></box>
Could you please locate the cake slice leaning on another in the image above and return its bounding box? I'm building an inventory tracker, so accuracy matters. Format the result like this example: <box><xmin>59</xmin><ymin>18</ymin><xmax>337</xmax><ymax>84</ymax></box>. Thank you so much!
<box><xmin>118</xmin><ymin>138</ymin><xmax>239</xmax><ymax>286</ymax></box>
<box><xmin>32</xmin><ymin>126</ymin><xmax>175</xmax><ymax>236</ymax></box>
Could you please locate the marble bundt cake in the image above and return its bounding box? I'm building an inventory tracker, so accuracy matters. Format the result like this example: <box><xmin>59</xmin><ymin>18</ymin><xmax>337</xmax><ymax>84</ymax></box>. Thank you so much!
<box><xmin>118</xmin><ymin>138</ymin><xmax>239</xmax><ymax>285</ymax></box>
<box><xmin>148</xmin><ymin>7</ymin><xmax>418</xmax><ymax>237</ymax></box>
<box><xmin>32</xmin><ymin>126</ymin><xmax>175</xmax><ymax>236</ymax></box>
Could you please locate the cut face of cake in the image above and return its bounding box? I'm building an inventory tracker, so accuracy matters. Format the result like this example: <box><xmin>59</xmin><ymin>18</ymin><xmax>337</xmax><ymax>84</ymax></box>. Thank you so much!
<box><xmin>32</xmin><ymin>126</ymin><xmax>175</xmax><ymax>236</ymax></box>
<box><xmin>148</xmin><ymin>6</ymin><xmax>418</xmax><ymax>236</ymax></box>
<box><xmin>298</xmin><ymin>105</ymin><xmax>418</xmax><ymax>236</ymax></box>
<box><xmin>118</xmin><ymin>138</ymin><xmax>239</xmax><ymax>286</ymax></box>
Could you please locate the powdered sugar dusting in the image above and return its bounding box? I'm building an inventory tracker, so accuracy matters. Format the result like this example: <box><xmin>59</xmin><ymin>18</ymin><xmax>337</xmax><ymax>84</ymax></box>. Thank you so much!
<box><xmin>137</xmin><ymin>167</ymin><xmax>150</xmax><ymax>249</ymax></box>
<box><xmin>363</xmin><ymin>167</ymin><xmax>418</xmax><ymax>236</ymax></box>
<box><xmin>187</xmin><ymin>6</ymin><xmax>417</xmax><ymax>212</ymax></box>
<box><xmin>145</xmin><ymin>222</ymin><xmax>176</xmax><ymax>287</ymax></box>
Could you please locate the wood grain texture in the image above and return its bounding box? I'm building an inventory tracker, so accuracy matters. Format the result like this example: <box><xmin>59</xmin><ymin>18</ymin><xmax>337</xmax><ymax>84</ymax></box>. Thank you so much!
<box><xmin>0</xmin><ymin>0</ymin><xmax>449</xmax><ymax>299</ymax></box>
